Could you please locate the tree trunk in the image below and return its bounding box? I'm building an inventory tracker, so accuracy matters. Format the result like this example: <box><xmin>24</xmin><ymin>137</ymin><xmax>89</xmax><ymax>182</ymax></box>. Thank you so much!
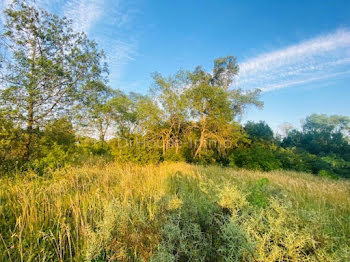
<box><xmin>194</xmin><ymin>129</ymin><xmax>205</xmax><ymax>158</ymax></box>
<box><xmin>23</xmin><ymin>39</ymin><xmax>37</xmax><ymax>161</ymax></box>
<box><xmin>162</xmin><ymin>135</ymin><xmax>166</xmax><ymax>155</ymax></box>
<box><xmin>165</xmin><ymin>122</ymin><xmax>175</xmax><ymax>154</ymax></box>
<box><xmin>99</xmin><ymin>123</ymin><xmax>105</xmax><ymax>143</ymax></box>
<box><xmin>99</xmin><ymin>133</ymin><xmax>105</xmax><ymax>143</ymax></box>
<box><xmin>175</xmin><ymin>138</ymin><xmax>179</xmax><ymax>154</ymax></box>
<box><xmin>165</xmin><ymin>131</ymin><xmax>171</xmax><ymax>153</ymax></box>
<box><xmin>195</xmin><ymin>115</ymin><xmax>206</xmax><ymax>158</ymax></box>
<box><xmin>23</xmin><ymin>102</ymin><xmax>34</xmax><ymax>161</ymax></box>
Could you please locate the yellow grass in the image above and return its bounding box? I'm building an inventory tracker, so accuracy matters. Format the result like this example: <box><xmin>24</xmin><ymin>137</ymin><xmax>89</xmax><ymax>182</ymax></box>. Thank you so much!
<box><xmin>0</xmin><ymin>162</ymin><xmax>349</xmax><ymax>261</ymax></box>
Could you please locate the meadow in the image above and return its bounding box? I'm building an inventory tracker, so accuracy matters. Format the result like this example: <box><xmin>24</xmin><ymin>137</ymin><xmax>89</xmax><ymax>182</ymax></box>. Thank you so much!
<box><xmin>1</xmin><ymin>2</ymin><xmax>350</xmax><ymax>261</ymax></box>
<box><xmin>0</xmin><ymin>163</ymin><xmax>349</xmax><ymax>261</ymax></box>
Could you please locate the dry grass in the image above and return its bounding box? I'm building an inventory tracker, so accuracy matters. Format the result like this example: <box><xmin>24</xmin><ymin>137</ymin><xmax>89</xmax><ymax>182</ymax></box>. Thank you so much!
<box><xmin>0</xmin><ymin>162</ymin><xmax>349</xmax><ymax>261</ymax></box>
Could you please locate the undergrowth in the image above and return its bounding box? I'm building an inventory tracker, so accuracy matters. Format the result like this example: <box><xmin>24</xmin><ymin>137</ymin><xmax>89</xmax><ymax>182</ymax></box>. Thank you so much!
<box><xmin>0</xmin><ymin>163</ymin><xmax>349</xmax><ymax>261</ymax></box>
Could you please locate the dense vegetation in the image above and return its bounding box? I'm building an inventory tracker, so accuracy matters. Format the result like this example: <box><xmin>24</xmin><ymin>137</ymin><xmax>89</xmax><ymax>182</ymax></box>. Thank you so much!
<box><xmin>0</xmin><ymin>163</ymin><xmax>349</xmax><ymax>261</ymax></box>
<box><xmin>1</xmin><ymin>1</ymin><xmax>349</xmax><ymax>179</ymax></box>
<box><xmin>0</xmin><ymin>2</ymin><xmax>350</xmax><ymax>261</ymax></box>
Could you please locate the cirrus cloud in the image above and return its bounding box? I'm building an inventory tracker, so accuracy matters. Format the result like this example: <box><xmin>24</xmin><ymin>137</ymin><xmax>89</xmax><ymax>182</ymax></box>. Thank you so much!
<box><xmin>235</xmin><ymin>29</ymin><xmax>350</xmax><ymax>92</ymax></box>
<box><xmin>1</xmin><ymin>0</ymin><xmax>138</xmax><ymax>87</ymax></box>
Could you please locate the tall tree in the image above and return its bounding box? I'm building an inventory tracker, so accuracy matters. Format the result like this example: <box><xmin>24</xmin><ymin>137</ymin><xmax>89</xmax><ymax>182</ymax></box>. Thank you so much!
<box><xmin>186</xmin><ymin>56</ymin><xmax>262</xmax><ymax>158</ymax></box>
<box><xmin>211</xmin><ymin>56</ymin><xmax>239</xmax><ymax>90</ymax></box>
<box><xmin>244</xmin><ymin>121</ymin><xmax>274</xmax><ymax>142</ymax></box>
<box><xmin>78</xmin><ymin>82</ymin><xmax>116</xmax><ymax>143</ymax></box>
<box><xmin>303</xmin><ymin>114</ymin><xmax>350</xmax><ymax>134</ymax></box>
<box><xmin>151</xmin><ymin>70</ymin><xmax>188</xmax><ymax>155</ymax></box>
<box><xmin>0</xmin><ymin>1</ymin><xmax>108</xmax><ymax>159</ymax></box>
<box><xmin>279</xmin><ymin>122</ymin><xmax>294</xmax><ymax>137</ymax></box>
<box><xmin>109</xmin><ymin>91</ymin><xmax>138</xmax><ymax>137</ymax></box>
<box><xmin>283</xmin><ymin>114</ymin><xmax>350</xmax><ymax>157</ymax></box>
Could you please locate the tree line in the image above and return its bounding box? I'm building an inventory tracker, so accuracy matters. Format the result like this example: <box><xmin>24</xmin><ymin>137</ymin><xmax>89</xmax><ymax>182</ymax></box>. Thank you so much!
<box><xmin>1</xmin><ymin>1</ymin><xmax>349</xmax><ymax>178</ymax></box>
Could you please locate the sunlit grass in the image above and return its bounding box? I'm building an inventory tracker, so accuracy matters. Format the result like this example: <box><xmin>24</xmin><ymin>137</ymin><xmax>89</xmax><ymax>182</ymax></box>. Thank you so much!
<box><xmin>0</xmin><ymin>163</ymin><xmax>349</xmax><ymax>261</ymax></box>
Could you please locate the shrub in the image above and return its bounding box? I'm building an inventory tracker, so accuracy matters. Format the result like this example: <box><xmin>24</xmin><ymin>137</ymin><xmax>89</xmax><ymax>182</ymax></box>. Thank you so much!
<box><xmin>0</xmin><ymin>117</ymin><xmax>26</xmax><ymax>175</ymax></box>
<box><xmin>29</xmin><ymin>119</ymin><xmax>79</xmax><ymax>175</ymax></box>
<box><xmin>246</xmin><ymin>178</ymin><xmax>271</xmax><ymax>208</ymax></box>
<box><xmin>110</xmin><ymin>135</ymin><xmax>162</xmax><ymax>164</ymax></box>
<box><xmin>152</xmin><ymin>174</ymin><xmax>254</xmax><ymax>261</ymax></box>
<box><xmin>318</xmin><ymin>169</ymin><xmax>339</xmax><ymax>179</ymax></box>
<box><xmin>274</xmin><ymin>148</ymin><xmax>312</xmax><ymax>173</ymax></box>
<box><xmin>229</xmin><ymin>146</ymin><xmax>281</xmax><ymax>171</ymax></box>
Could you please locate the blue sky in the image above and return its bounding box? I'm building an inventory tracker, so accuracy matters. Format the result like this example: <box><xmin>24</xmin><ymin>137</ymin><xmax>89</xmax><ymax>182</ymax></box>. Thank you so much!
<box><xmin>1</xmin><ymin>0</ymin><xmax>350</xmax><ymax>133</ymax></box>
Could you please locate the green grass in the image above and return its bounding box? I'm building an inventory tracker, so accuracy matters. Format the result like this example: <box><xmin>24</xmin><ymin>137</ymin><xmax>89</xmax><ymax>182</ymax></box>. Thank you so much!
<box><xmin>0</xmin><ymin>163</ymin><xmax>349</xmax><ymax>261</ymax></box>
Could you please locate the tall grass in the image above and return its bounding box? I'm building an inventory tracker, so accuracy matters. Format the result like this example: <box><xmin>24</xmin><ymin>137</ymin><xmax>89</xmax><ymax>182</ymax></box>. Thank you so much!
<box><xmin>0</xmin><ymin>163</ymin><xmax>349</xmax><ymax>261</ymax></box>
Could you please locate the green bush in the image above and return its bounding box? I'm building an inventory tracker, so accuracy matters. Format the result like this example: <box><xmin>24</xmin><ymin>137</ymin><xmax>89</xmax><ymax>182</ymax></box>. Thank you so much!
<box><xmin>246</xmin><ymin>178</ymin><xmax>271</xmax><ymax>208</ymax></box>
<box><xmin>30</xmin><ymin>143</ymin><xmax>78</xmax><ymax>175</ymax></box>
<box><xmin>229</xmin><ymin>146</ymin><xmax>281</xmax><ymax>171</ymax></box>
<box><xmin>110</xmin><ymin>135</ymin><xmax>162</xmax><ymax>164</ymax></box>
<box><xmin>318</xmin><ymin>170</ymin><xmax>339</xmax><ymax>179</ymax></box>
<box><xmin>0</xmin><ymin>117</ymin><xmax>26</xmax><ymax>175</ymax></box>
<box><xmin>274</xmin><ymin>148</ymin><xmax>312</xmax><ymax>173</ymax></box>
<box><xmin>0</xmin><ymin>117</ymin><xmax>114</xmax><ymax>176</ymax></box>
<box><xmin>27</xmin><ymin>119</ymin><xmax>79</xmax><ymax>175</ymax></box>
<box><xmin>321</xmin><ymin>155</ymin><xmax>350</xmax><ymax>178</ymax></box>
<box><xmin>152</xmin><ymin>174</ymin><xmax>254</xmax><ymax>261</ymax></box>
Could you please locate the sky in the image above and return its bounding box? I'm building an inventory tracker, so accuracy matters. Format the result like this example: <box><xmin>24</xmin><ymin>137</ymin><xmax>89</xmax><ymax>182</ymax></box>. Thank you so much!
<box><xmin>1</xmin><ymin>0</ymin><xmax>350</xmax><ymax>133</ymax></box>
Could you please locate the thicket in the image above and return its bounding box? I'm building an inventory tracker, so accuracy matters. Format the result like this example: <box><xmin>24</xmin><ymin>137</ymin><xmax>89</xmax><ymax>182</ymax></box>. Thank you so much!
<box><xmin>0</xmin><ymin>1</ymin><xmax>349</xmax><ymax>179</ymax></box>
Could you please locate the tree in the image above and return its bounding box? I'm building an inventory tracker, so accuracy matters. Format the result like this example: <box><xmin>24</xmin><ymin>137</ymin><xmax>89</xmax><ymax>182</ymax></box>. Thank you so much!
<box><xmin>42</xmin><ymin>118</ymin><xmax>76</xmax><ymax>147</ymax></box>
<box><xmin>151</xmin><ymin>70</ymin><xmax>188</xmax><ymax>155</ymax></box>
<box><xmin>279</xmin><ymin>122</ymin><xmax>294</xmax><ymax>137</ymax></box>
<box><xmin>303</xmin><ymin>114</ymin><xmax>350</xmax><ymax>134</ymax></box>
<box><xmin>186</xmin><ymin>76</ymin><xmax>231</xmax><ymax>158</ymax></box>
<box><xmin>109</xmin><ymin>94</ymin><xmax>164</xmax><ymax>164</ymax></box>
<box><xmin>244</xmin><ymin>121</ymin><xmax>274</xmax><ymax>142</ymax></box>
<box><xmin>0</xmin><ymin>113</ymin><xmax>25</xmax><ymax>174</ymax></box>
<box><xmin>134</xmin><ymin>94</ymin><xmax>163</xmax><ymax>139</ymax></box>
<box><xmin>186</xmin><ymin>56</ymin><xmax>262</xmax><ymax>158</ymax></box>
<box><xmin>301</xmin><ymin>114</ymin><xmax>350</xmax><ymax>156</ymax></box>
<box><xmin>211</xmin><ymin>56</ymin><xmax>239</xmax><ymax>90</ymax></box>
<box><xmin>283</xmin><ymin>114</ymin><xmax>350</xmax><ymax>157</ymax></box>
<box><xmin>0</xmin><ymin>1</ymin><xmax>108</xmax><ymax>160</ymax></box>
<box><xmin>80</xmin><ymin>83</ymin><xmax>116</xmax><ymax>143</ymax></box>
<box><xmin>109</xmin><ymin>91</ymin><xmax>138</xmax><ymax>137</ymax></box>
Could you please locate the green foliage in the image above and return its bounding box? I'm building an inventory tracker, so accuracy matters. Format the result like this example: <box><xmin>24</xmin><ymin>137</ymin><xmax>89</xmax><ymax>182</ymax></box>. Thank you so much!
<box><xmin>110</xmin><ymin>134</ymin><xmax>162</xmax><ymax>164</ymax></box>
<box><xmin>318</xmin><ymin>169</ymin><xmax>338</xmax><ymax>179</ymax></box>
<box><xmin>244</xmin><ymin>121</ymin><xmax>274</xmax><ymax>142</ymax></box>
<box><xmin>273</xmin><ymin>148</ymin><xmax>309</xmax><ymax>172</ymax></box>
<box><xmin>0</xmin><ymin>117</ymin><xmax>113</xmax><ymax>176</ymax></box>
<box><xmin>230</xmin><ymin>145</ymin><xmax>282</xmax><ymax>171</ymax></box>
<box><xmin>0</xmin><ymin>116</ymin><xmax>25</xmax><ymax>174</ymax></box>
<box><xmin>290</xmin><ymin>114</ymin><xmax>350</xmax><ymax>160</ymax></box>
<box><xmin>246</xmin><ymin>178</ymin><xmax>271</xmax><ymax>208</ymax></box>
<box><xmin>1</xmin><ymin>163</ymin><xmax>350</xmax><ymax>261</ymax></box>
<box><xmin>0</xmin><ymin>0</ymin><xmax>108</xmax><ymax>160</ymax></box>
<box><xmin>321</xmin><ymin>155</ymin><xmax>350</xmax><ymax>178</ymax></box>
<box><xmin>152</xmin><ymin>173</ymin><xmax>254</xmax><ymax>262</ymax></box>
<box><xmin>25</xmin><ymin>119</ymin><xmax>78</xmax><ymax>174</ymax></box>
<box><xmin>0</xmin><ymin>3</ymin><xmax>349</xmax><ymax>181</ymax></box>
<box><xmin>303</xmin><ymin>113</ymin><xmax>350</xmax><ymax>134</ymax></box>
<box><xmin>184</xmin><ymin>57</ymin><xmax>261</xmax><ymax>159</ymax></box>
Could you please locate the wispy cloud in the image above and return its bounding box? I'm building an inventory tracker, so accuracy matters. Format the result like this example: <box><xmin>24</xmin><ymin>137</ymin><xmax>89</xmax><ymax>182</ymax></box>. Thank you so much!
<box><xmin>1</xmin><ymin>0</ymin><xmax>138</xmax><ymax>87</ymax></box>
<box><xmin>0</xmin><ymin>0</ymin><xmax>14</xmax><ymax>24</ymax></box>
<box><xmin>63</xmin><ymin>0</ymin><xmax>105</xmax><ymax>34</ymax></box>
<box><xmin>0</xmin><ymin>0</ymin><xmax>12</xmax><ymax>9</ymax></box>
<box><xmin>235</xmin><ymin>29</ymin><xmax>350</xmax><ymax>92</ymax></box>
<box><xmin>104</xmin><ymin>39</ymin><xmax>137</xmax><ymax>84</ymax></box>
<box><xmin>61</xmin><ymin>0</ymin><xmax>138</xmax><ymax>87</ymax></box>
<box><xmin>58</xmin><ymin>0</ymin><xmax>138</xmax><ymax>87</ymax></box>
